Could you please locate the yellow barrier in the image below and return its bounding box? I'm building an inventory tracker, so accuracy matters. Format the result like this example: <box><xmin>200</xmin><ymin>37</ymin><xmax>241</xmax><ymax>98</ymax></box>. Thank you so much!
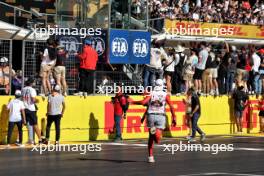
<box><xmin>0</xmin><ymin>96</ymin><xmax>260</xmax><ymax>144</ymax></box>
<box><xmin>165</xmin><ymin>19</ymin><xmax>264</xmax><ymax>39</ymax></box>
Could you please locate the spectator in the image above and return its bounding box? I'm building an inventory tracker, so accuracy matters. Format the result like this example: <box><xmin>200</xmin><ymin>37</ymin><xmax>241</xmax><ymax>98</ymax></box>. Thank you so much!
<box><xmin>131</xmin><ymin>0</ymin><xmax>141</xmax><ymax>18</ymax></box>
<box><xmin>252</xmin><ymin>47</ymin><xmax>261</xmax><ymax>97</ymax></box>
<box><xmin>202</xmin><ymin>45</ymin><xmax>213</xmax><ymax>95</ymax></box>
<box><xmin>75</xmin><ymin>38</ymin><xmax>98</xmax><ymax>97</ymax></box>
<box><xmin>173</xmin><ymin>45</ymin><xmax>187</xmax><ymax>95</ymax></box>
<box><xmin>54</xmin><ymin>44</ymin><xmax>68</xmax><ymax>96</ymax></box>
<box><xmin>143</xmin><ymin>40</ymin><xmax>164</xmax><ymax>89</ymax></box>
<box><xmin>236</xmin><ymin>47</ymin><xmax>248</xmax><ymax>91</ymax></box>
<box><xmin>22</xmin><ymin>77</ymin><xmax>44</xmax><ymax>144</ymax></box>
<box><xmin>40</xmin><ymin>38</ymin><xmax>57</xmax><ymax>97</ymax></box>
<box><xmin>0</xmin><ymin>57</ymin><xmax>15</xmax><ymax>95</ymax></box>
<box><xmin>163</xmin><ymin>48</ymin><xmax>177</xmax><ymax>94</ymax></box>
<box><xmin>232</xmin><ymin>85</ymin><xmax>249</xmax><ymax>134</ymax></box>
<box><xmin>11</xmin><ymin>70</ymin><xmax>22</xmax><ymax>95</ymax></box>
<box><xmin>194</xmin><ymin>42</ymin><xmax>208</xmax><ymax>95</ymax></box>
<box><xmin>186</xmin><ymin>87</ymin><xmax>206</xmax><ymax>142</ymax></box>
<box><xmin>182</xmin><ymin>48</ymin><xmax>196</xmax><ymax>95</ymax></box>
<box><xmin>111</xmin><ymin>88</ymin><xmax>128</xmax><ymax>142</ymax></box>
<box><xmin>6</xmin><ymin>90</ymin><xmax>26</xmax><ymax>147</ymax></box>
<box><xmin>228</xmin><ymin>45</ymin><xmax>239</xmax><ymax>94</ymax></box>
<box><xmin>209</xmin><ymin>50</ymin><xmax>220</xmax><ymax>96</ymax></box>
<box><xmin>258</xmin><ymin>49</ymin><xmax>264</xmax><ymax>93</ymax></box>
<box><xmin>44</xmin><ymin>85</ymin><xmax>65</xmax><ymax>145</ymax></box>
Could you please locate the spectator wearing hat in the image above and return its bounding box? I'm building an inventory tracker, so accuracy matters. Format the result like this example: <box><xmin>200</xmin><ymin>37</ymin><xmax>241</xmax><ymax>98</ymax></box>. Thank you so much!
<box><xmin>75</xmin><ymin>38</ymin><xmax>98</xmax><ymax>97</ymax></box>
<box><xmin>173</xmin><ymin>44</ymin><xmax>187</xmax><ymax>95</ymax></box>
<box><xmin>6</xmin><ymin>90</ymin><xmax>26</xmax><ymax>147</ymax></box>
<box><xmin>54</xmin><ymin>44</ymin><xmax>68</xmax><ymax>96</ymax></box>
<box><xmin>0</xmin><ymin>57</ymin><xmax>15</xmax><ymax>95</ymax></box>
<box><xmin>44</xmin><ymin>85</ymin><xmax>65</xmax><ymax>145</ymax></box>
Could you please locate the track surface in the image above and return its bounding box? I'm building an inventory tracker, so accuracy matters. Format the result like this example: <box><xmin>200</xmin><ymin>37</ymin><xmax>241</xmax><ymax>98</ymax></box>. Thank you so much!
<box><xmin>0</xmin><ymin>136</ymin><xmax>264</xmax><ymax>176</ymax></box>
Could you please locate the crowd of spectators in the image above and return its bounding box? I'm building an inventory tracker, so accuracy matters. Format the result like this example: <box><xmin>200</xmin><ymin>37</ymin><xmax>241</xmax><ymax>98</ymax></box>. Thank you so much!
<box><xmin>135</xmin><ymin>0</ymin><xmax>264</xmax><ymax>31</ymax></box>
<box><xmin>145</xmin><ymin>40</ymin><xmax>264</xmax><ymax>97</ymax></box>
<box><xmin>148</xmin><ymin>0</ymin><xmax>264</xmax><ymax>24</ymax></box>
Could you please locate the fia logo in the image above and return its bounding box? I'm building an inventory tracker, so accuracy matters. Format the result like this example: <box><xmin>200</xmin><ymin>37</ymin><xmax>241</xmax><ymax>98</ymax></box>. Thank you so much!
<box><xmin>91</xmin><ymin>37</ymin><xmax>105</xmax><ymax>56</ymax></box>
<box><xmin>112</xmin><ymin>38</ymin><xmax>128</xmax><ymax>57</ymax></box>
<box><xmin>133</xmin><ymin>39</ymin><xmax>148</xmax><ymax>57</ymax></box>
<box><xmin>59</xmin><ymin>36</ymin><xmax>79</xmax><ymax>55</ymax></box>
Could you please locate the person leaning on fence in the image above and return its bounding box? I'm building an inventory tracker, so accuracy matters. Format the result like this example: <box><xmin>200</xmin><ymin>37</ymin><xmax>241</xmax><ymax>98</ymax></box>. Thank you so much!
<box><xmin>0</xmin><ymin>57</ymin><xmax>15</xmax><ymax>95</ymax></box>
<box><xmin>43</xmin><ymin>85</ymin><xmax>65</xmax><ymax>145</ymax></box>
<box><xmin>40</xmin><ymin>38</ymin><xmax>57</xmax><ymax>97</ymax></box>
<box><xmin>75</xmin><ymin>38</ymin><xmax>98</xmax><ymax>97</ymax></box>
<box><xmin>6</xmin><ymin>90</ymin><xmax>26</xmax><ymax>148</ymax></box>
<box><xmin>143</xmin><ymin>39</ymin><xmax>165</xmax><ymax>89</ymax></box>
<box><xmin>54</xmin><ymin>44</ymin><xmax>68</xmax><ymax>97</ymax></box>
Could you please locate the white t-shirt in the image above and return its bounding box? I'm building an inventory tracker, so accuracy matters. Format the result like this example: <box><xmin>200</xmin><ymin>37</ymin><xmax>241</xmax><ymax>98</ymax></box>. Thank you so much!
<box><xmin>7</xmin><ymin>99</ymin><xmax>25</xmax><ymax>122</ymax></box>
<box><xmin>148</xmin><ymin>89</ymin><xmax>167</xmax><ymax>114</ymax></box>
<box><xmin>22</xmin><ymin>86</ymin><xmax>37</xmax><ymax>111</ymax></box>
<box><xmin>41</xmin><ymin>48</ymin><xmax>56</xmax><ymax>66</ymax></box>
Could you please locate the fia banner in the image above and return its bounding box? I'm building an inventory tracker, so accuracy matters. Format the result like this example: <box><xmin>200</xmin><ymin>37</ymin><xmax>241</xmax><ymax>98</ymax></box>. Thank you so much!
<box><xmin>109</xmin><ymin>29</ymin><xmax>150</xmax><ymax>64</ymax></box>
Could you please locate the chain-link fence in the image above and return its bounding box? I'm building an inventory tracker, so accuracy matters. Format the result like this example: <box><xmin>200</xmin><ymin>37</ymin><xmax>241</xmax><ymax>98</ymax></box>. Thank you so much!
<box><xmin>0</xmin><ymin>39</ymin><xmax>12</xmax><ymax>95</ymax></box>
<box><xmin>22</xmin><ymin>40</ymin><xmax>46</xmax><ymax>93</ymax></box>
<box><xmin>22</xmin><ymin>40</ymin><xmax>82</xmax><ymax>94</ymax></box>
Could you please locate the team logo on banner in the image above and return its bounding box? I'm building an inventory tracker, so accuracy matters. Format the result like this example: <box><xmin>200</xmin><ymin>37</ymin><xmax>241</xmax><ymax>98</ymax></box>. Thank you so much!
<box><xmin>111</xmin><ymin>38</ymin><xmax>128</xmax><ymax>57</ymax></box>
<box><xmin>133</xmin><ymin>39</ymin><xmax>149</xmax><ymax>57</ymax></box>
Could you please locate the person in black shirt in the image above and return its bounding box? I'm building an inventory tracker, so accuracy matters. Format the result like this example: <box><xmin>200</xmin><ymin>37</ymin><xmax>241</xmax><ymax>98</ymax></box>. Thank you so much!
<box><xmin>54</xmin><ymin>44</ymin><xmax>68</xmax><ymax>96</ymax></box>
<box><xmin>232</xmin><ymin>85</ymin><xmax>249</xmax><ymax>134</ymax></box>
<box><xmin>187</xmin><ymin>88</ymin><xmax>206</xmax><ymax>142</ymax></box>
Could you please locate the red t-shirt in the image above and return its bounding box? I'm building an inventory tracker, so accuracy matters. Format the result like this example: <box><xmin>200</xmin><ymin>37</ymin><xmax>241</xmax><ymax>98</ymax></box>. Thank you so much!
<box><xmin>78</xmin><ymin>45</ymin><xmax>98</xmax><ymax>70</ymax></box>
<box><xmin>113</xmin><ymin>95</ymin><xmax>127</xmax><ymax>116</ymax></box>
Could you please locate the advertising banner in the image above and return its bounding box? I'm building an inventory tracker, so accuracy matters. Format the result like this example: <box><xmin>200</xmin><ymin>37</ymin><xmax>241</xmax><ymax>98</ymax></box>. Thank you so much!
<box><xmin>57</xmin><ymin>29</ymin><xmax>108</xmax><ymax>63</ymax></box>
<box><xmin>0</xmin><ymin>96</ymin><xmax>260</xmax><ymax>143</ymax></box>
<box><xmin>109</xmin><ymin>29</ymin><xmax>151</xmax><ymax>64</ymax></box>
<box><xmin>165</xmin><ymin>19</ymin><xmax>264</xmax><ymax>39</ymax></box>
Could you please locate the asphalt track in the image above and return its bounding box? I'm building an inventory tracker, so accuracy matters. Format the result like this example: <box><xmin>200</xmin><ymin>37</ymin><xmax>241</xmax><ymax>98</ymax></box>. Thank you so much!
<box><xmin>0</xmin><ymin>135</ymin><xmax>264</xmax><ymax>176</ymax></box>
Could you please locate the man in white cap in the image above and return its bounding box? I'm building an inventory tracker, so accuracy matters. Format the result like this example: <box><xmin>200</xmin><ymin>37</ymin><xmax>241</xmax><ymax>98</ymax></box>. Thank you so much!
<box><xmin>6</xmin><ymin>90</ymin><xmax>26</xmax><ymax>147</ymax></box>
<box><xmin>44</xmin><ymin>85</ymin><xmax>65</xmax><ymax>145</ymax></box>
<box><xmin>132</xmin><ymin>79</ymin><xmax>176</xmax><ymax>163</ymax></box>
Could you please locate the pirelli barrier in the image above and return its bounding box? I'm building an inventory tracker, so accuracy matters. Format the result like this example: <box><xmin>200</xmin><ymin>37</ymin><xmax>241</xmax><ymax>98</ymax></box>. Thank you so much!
<box><xmin>0</xmin><ymin>96</ymin><xmax>261</xmax><ymax>144</ymax></box>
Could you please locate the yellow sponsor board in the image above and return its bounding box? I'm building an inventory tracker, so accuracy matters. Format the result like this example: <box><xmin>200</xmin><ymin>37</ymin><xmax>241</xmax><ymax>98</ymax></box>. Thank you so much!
<box><xmin>0</xmin><ymin>96</ymin><xmax>260</xmax><ymax>144</ymax></box>
<box><xmin>165</xmin><ymin>19</ymin><xmax>264</xmax><ymax>39</ymax></box>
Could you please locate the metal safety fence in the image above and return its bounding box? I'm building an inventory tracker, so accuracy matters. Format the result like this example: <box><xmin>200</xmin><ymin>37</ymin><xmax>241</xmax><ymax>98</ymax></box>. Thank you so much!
<box><xmin>0</xmin><ymin>39</ymin><xmax>12</xmax><ymax>95</ymax></box>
